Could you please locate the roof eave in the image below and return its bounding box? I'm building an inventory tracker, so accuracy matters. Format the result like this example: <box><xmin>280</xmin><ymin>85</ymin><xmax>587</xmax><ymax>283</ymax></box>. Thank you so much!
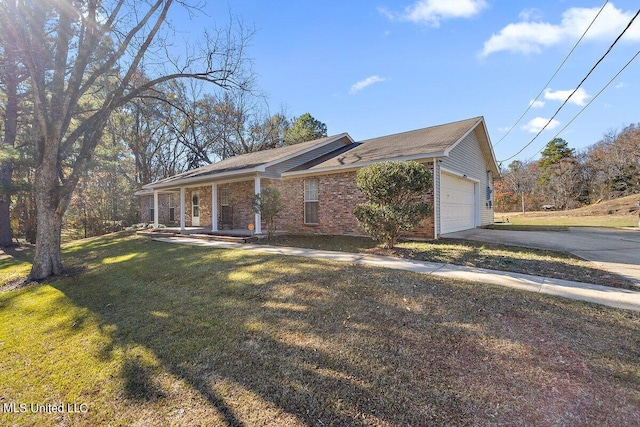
<box><xmin>143</xmin><ymin>168</ymin><xmax>260</xmax><ymax>190</ymax></box>
<box><xmin>282</xmin><ymin>152</ymin><xmax>446</xmax><ymax>178</ymax></box>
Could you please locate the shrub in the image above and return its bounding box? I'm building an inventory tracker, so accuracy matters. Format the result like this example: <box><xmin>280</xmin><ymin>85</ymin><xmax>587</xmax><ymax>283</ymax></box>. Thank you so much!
<box><xmin>251</xmin><ymin>187</ymin><xmax>284</xmax><ymax>241</ymax></box>
<box><xmin>353</xmin><ymin>161</ymin><xmax>433</xmax><ymax>248</ymax></box>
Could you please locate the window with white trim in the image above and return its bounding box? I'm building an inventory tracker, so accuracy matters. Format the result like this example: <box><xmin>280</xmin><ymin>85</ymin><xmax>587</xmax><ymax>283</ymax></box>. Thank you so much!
<box><xmin>220</xmin><ymin>187</ymin><xmax>229</xmax><ymax>206</ymax></box>
<box><xmin>169</xmin><ymin>194</ymin><xmax>175</xmax><ymax>222</ymax></box>
<box><xmin>304</xmin><ymin>179</ymin><xmax>319</xmax><ymax>224</ymax></box>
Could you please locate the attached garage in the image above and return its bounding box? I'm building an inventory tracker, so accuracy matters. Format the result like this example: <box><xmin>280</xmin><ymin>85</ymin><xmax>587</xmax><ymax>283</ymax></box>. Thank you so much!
<box><xmin>440</xmin><ymin>172</ymin><xmax>477</xmax><ymax>234</ymax></box>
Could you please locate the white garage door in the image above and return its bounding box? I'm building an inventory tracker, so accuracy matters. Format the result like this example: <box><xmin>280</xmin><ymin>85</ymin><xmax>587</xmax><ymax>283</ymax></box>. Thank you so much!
<box><xmin>441</xmin><ymin>173</ymin><xmax>476</xmax><ymax>234</ymax></box>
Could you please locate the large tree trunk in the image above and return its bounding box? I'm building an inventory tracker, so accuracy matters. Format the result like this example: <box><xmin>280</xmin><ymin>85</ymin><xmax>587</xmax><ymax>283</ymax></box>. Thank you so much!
<box><xmin>29</xmin><ymin>144</ymin><xmax>64</xmax><ymax>280</ymax></box>
<box><xmin>29</xmin><ymin>202</ymin><xmax>63</xmax><ymax>280</ymax></box>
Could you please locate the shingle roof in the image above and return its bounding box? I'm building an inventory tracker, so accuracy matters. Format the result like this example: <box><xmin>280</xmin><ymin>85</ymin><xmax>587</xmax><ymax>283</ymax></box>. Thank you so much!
<box><xmin>145</xmin><ymin>133</ymin><xmax>349</xmax><ymax>188</ymax></box>
<box><xmin>307</xmin><ymin>117</ymin><xmax>483</xmax><ymax>170</ymax></box>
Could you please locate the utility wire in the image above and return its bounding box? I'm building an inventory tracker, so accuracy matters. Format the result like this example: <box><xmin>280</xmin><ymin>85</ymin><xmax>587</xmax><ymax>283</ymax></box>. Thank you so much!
<box><xmin>525</xmin><ymin>47</ymin><xmax>640</xmax><ymax>162</ymax></box>
<box><xmin>499</xmin><ymin>7</ymin><xmax>640</xmax><ymax>163</ymax></box>
<box><xmin>493</xmin><ymin>0</ymin><xmax>609</xmax><ymax>148</ymax></box>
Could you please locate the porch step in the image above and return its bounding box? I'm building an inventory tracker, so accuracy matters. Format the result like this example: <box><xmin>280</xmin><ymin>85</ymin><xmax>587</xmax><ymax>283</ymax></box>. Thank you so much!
<box><xmin>185</xmin><ymin>233</ymin><xmax>259</xmax><ymax>243</ymax></box>
<box><xmin>136</xmin><ymin>230</ymin><xmax>179</xmax><ymax>238</ymax></box>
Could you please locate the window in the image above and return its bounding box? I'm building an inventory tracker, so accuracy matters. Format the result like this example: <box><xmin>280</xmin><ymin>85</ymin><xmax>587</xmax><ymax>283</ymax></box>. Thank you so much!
<box><xmin>169</xmin><ymin>194</ymin><xmax>175</xmax><ymax>222</ymax></box>
<box><xmin>149</xmin><ymin>208</ymin><xmax>154</xmax><ymax>223</ymax></box>
<box><xmin>192</xmin><ymin>192</ymin><xmax>200</xmax><ymax>217</ymax></box>
<box><xmin>220</xmin><ymin>187</ymin><xmax>229</xmax><ymax>206</ymax></box>
<box><xmin>304</xmin><ymin>179</ymin><xmax>319</xmax><ymax>224</ymax></box>
<box><xmin>220</xmin><ymin>187</ymin><xmax>232</xmax><ymax>226</ymax></box>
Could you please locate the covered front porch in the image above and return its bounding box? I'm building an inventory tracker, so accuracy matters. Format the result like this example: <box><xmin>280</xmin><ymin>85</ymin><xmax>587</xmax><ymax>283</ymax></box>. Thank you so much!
<box><xmin>150</xmin><ymin>175</ymin><xmax>265</xmax><ymax>234</ymax></box>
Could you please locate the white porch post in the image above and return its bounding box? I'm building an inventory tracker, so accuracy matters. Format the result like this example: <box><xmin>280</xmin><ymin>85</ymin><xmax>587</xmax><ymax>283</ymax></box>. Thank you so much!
<box><xmin>153</xmin><ymin>190</ymin><xmax>159</xmax><ymax>228</ymax></box>
<box><xmin>254</xmin><ymin>176</ymin><xmax>262</xmax><ymax>234</ymax></box>
<box><xmin>179</xmin><ymin>187</ymin><xmax>185</xmax><ymax>231</ymax></box>
<box><xmin>211</xmin><ymin>184</ymin><xmax>218</xmax><ymax>232</ymax></box>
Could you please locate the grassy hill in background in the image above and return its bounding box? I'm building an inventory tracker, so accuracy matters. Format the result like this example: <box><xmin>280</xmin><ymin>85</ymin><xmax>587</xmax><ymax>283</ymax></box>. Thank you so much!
<box><xmin>496</xmin><ymin>194</ymin><xmax>640</xmax><ymax>227</ymax></box>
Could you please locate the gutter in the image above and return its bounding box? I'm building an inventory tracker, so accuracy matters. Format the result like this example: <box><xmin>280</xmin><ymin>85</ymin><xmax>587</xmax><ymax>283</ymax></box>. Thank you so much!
<box><xmin>282</xmin><ymin>152</ymin><xmax>447</xmax><ymax>178</ymax></box>
<box><xmin>143</xmin><ymin>169</ymin><xmax>260</xmax><ymax>191</ymax></box>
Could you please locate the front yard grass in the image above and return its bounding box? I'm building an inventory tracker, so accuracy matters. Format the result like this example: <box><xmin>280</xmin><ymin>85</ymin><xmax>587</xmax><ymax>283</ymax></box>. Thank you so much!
<box><xmin>1</xmin><ymin>232</ymin><xmax>639</xmax><ymax>426</ymax></box>
<box><xmin>265</xmin><ymin>234</ymin><xmax>633</xmax><ymax>290</ymax></box>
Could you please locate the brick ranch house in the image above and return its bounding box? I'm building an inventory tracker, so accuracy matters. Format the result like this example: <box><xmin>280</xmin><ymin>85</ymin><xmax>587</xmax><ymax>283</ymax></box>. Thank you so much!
<box><xmin>136</xmin><ymin>116</ymin><xmax>500</xmax><ymax>239</ymax></box>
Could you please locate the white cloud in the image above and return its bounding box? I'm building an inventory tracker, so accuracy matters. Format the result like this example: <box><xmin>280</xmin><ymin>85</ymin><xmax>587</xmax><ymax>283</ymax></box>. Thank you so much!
<box><xmin>349</xmin><ymin>75</ymin><xmax>386</xmax><ymax>94</ymax></box>
<box><xmin>543</xmin><ymin>87</ymin><xmax>590</xmax><ymax>106</ymax></box>
<box><xmin>521</xmin><ymin>117</ymin><xmax>561</xmax><ymax>133</ymax></box>
<box><xmin>615</xmin><ymin>82</ymin><xmax>627</xmax><ymax>89</ymax></box>
<box><xmin>481</xmin><ymin>3</ymin><xmax>640</xmax><ymax>56</ymax></box>
<box><xmin>380</xmin><ymin>0</ymin><xmax>487</xmax><ymax>27</ymax></box>
<box><xmin>529</xmin><ymin>99</ymin><xmax>545</xmax><ymax>108</ymax></box>
<box><xmin>519</xmin><ymin>8</ymin><xmax>543</xmax><ymax>22</ymax></box>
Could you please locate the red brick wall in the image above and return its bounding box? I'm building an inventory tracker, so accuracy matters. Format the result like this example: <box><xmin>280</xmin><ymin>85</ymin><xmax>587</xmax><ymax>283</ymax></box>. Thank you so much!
<box><xmin>268</xmin><ymin>162</ymin><xmax>435</xmax><ymax>239</ymax></box>
<box><xmin>216</xmin><ymin>181</ymin><xmax>256</xmax><ymax>230</ymax></box>
<box><xmin>185</xmin><ymin>186</ymin><xmax>212</xmax><ymax>228</ymax></box>
<box><xmin>140</xmin><ymin>193</ymin><xmax>180</xmax><ymax>225</ymax></box>
<box><xmin>142</xmin><ymin>160</ymin><xmax>435</xmax><ymax>239</ymax></box>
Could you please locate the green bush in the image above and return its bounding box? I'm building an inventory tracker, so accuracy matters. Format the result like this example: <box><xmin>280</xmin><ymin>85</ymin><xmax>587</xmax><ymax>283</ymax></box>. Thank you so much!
<box><xmin>251</xmin><ymin>187</ymin><xmax>284</xmax><ymax>241</ymax></box>
<box><xmin>353</xmin><ymin>161</ymin><xmax>433</xmax><ymax>248</ymax></box>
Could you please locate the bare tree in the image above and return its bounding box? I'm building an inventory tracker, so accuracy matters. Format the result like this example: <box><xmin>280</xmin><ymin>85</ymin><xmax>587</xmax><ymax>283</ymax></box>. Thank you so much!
<box><xmin>503</xmin><ymin>160</ymin><xmax>536</xmax><ymax>214</ymax></box>
<box><xmin>3</xmin><ymin>0</ymin><xmax>252</xmax><ymax>279</ymax></box>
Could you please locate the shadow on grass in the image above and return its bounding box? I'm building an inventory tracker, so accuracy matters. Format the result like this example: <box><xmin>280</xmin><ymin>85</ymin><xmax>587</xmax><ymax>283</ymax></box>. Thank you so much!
<box><xmin>50</xmin><ymin>234</ymin><xmax>640</xmax><ymax>425</ymax></box>
<box><xmin>51</xmin><ymin>237</ymin><xmax>464</xmax><ymax>425</ymax></box>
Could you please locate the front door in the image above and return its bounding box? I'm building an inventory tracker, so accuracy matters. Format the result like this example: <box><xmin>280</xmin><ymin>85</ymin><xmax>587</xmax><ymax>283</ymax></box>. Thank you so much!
<box><xmin>192</xmin><ymin>192</ymin><xmax>200</xmax><ymax>226</ymax></box>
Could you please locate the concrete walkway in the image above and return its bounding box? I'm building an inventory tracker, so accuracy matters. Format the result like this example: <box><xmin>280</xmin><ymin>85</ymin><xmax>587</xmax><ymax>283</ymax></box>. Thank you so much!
<box><xmin>153</xmin><ymin>236</ymin><xmax>640</xmax><ymax>312</ymax></box>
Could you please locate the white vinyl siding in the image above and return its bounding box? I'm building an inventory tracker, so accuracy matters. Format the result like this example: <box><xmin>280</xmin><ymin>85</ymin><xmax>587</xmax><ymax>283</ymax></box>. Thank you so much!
<box><xmin>304</xmin><ymin>179</ymin><xmax>319</xmax><ymax>224</ymax></box>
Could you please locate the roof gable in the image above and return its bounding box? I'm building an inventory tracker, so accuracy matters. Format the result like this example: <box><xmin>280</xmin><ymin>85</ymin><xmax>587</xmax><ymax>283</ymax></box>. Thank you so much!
<box><xmin>289</xmin><ymin>117</ymin><xmax>497</xmax><ymax>174</ymax></box>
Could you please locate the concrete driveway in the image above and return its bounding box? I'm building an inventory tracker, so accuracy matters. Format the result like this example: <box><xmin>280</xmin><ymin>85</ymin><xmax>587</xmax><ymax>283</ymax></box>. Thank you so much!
<box><xmin>442</xmin><ymin>227</ymin><xmax>640</xmax><ymax>287</ymax></box>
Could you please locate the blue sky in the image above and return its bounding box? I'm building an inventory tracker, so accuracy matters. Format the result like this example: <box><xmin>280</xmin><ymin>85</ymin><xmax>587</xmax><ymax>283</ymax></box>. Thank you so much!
<box><xmin>175</xmin><ymin>1</ymin><xmax>640</xmax><ymax>165</ymax></box>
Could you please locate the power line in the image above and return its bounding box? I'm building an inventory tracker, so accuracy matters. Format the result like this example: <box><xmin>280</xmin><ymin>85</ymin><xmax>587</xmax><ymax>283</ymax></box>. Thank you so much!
<box><xmin>525</xmin><ymin>47</ymin><xmax>640</xmax><ymax>163</ymax></box>
<box><xmin>499</xmin><ymin>7</ymin><xmax>640</xmax><ymax>163</ymax></box>
<box><xmin>493</xmin><ymin>0</ymin><xmax>609</xmax><ymax>148</ymax></box>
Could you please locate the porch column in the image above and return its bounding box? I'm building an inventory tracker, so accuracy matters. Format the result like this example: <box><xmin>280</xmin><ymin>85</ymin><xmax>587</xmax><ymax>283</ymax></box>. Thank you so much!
<box><xmin>211</xmin><ymin>184</ymin><xmax>218</xmax><ymax>232</ymax></box>
<box><xmin>254</xmin><ymin>176</ymin><xmax>262</xmax><ymax>234</ymax></box>
<box><xmin>153</xmin><ymin>190</ymin><xmax>159</xmax><ymax>228</ymax></box>
<box><xmin>180</xmin><ymin>187</ymin><xmax>185</xmax><ymax>231</ymax></box>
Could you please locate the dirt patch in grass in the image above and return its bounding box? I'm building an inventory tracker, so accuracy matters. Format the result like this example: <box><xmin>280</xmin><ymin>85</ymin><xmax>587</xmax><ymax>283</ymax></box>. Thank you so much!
<box><xmin>265</xmin><ymin>235</ymin><xmax>635</xmax><ymax>290</ymax></box>
<box><xmin>1</xmin><ymin>234</ymin><xmax>638</xmax><ymax>426</ymax></box>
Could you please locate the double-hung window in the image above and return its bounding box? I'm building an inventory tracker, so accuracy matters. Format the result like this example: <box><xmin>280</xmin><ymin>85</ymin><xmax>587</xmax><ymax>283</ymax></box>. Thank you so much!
<box><xmin>169</xmin><ymin>194</ymin><xmax>175</xmax><ymax>222</ymax></box>
<box><xmin>304</xmin><ymin>179</ymin><xmax>319</xmax><ymax>224</ymax></box>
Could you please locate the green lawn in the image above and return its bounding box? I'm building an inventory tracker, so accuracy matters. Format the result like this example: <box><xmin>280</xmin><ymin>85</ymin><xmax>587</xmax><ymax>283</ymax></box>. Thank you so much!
<box><xmin>1</xmin><ymin>232</ymin><xmax>639</xmax><ymax>426</ymax></box>
<box><xmin>265</xmin><ymin>234</ymin><xmax>633</xmax><ymax>289</ymax></box>
<box><xmin>495</xmin><ymin>213</ymin><xmax>637</xmax><ymax>228</ymax></box>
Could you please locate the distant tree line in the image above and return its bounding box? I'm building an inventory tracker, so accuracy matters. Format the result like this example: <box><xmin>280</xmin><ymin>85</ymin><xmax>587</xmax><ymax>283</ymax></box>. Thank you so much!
<box><xmin>0</xmin><ymin>1</ymin><xmax>332</xmax><ymax>280</ymax></box>
<box><xmin>496</xmin><ymin>124</ymin><xmax>640</xmax><ymax>212</ymax></box>
<box><xmin>1</xmin><ymin>69</ymin><xmax>327</xmax><ymax>243</ymax></box>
